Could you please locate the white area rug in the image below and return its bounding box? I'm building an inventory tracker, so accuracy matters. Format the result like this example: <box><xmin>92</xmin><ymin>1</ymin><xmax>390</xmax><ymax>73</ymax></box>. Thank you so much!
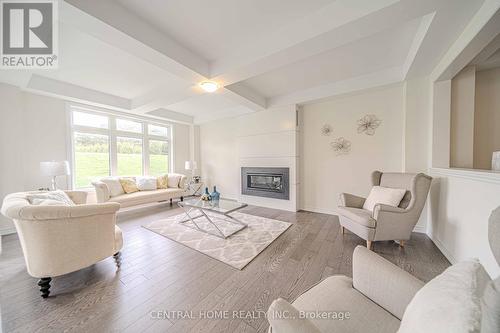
<box><xmin>143</xmin><ymin>212</ymin><xmax>291</xmax><ymax>269</ymax></box>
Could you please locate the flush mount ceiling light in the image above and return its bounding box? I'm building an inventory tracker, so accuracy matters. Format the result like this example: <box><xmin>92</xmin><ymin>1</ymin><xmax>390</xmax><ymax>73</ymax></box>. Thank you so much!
<box><xmin>199</xmin><ymin>81</ymin><xmax>219</xmax><ymax>93</ymax></box>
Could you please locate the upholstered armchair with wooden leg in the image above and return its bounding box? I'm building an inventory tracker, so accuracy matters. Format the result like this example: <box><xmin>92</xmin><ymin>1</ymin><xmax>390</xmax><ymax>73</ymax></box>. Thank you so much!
<box><xmin>337</xmin><ymin>171</ymin><xmax>432</xmax><ymax>250</ymax></box>
<box><xmin>1</xmin><ymin>191</ymin><xmax>123</xmax><ymax>298</ymax></box>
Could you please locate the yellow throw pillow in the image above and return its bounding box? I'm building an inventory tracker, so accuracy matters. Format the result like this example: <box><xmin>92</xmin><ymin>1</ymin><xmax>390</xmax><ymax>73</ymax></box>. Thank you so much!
<box><xmin>119</xmin><ymin>177</ymin><xmax>139</xmax><ymax>194</ymax></box>
<box><xmin>157</xmin><ymin>174</ymin><xmax>168</xmax><ymax>189</ymax></box>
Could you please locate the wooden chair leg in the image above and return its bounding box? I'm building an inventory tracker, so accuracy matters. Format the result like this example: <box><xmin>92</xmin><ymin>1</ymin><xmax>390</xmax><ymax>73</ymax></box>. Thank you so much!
<box><xmin>399</xmin><ymin>240</ymin><xmax>405</xmax><ymax>247</ymax></box>
<box><xmin>38</xmin><ymin>277</ymin><xmax>51</xmax><ymax>298</ymax></box>
<box><xmin>169</xmin><ymin>198</ymin><xmax>173</xmax><ymax>205</ymax></box>
<box><xmin>341</xmin><ymin>226</ymin><xmax>345</xmax><ymax>234</ymax></box>
<box><xmin>366</xmin><ymin>240</ymin><xmax>372</xmax><ymax>250</ymax></box>
<box><xmin>113</xmin><ymin>252</ymin><xmax>122</xmax><ymax>268</ymax></box>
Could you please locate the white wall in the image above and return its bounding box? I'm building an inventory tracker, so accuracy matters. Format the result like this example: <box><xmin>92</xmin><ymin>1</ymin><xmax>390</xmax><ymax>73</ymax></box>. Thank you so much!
<box><xmin>199</xmin><ymin>106</ymin><xmax>299</xmax><ymax>211</ymax></box>
<box><xmin>428</xmin><ymin>168</ymin><xmax>500</xmax><ymax>278</ymax></box>
<box><xmin>0</xmin><ymin>85</ymin><xmax>68</xmax><ymax>234</ymax></box>
<box><xmin>300</xmin><ymin>84</ymin><xmax>405</xmax><ymax>215</ymax></box>
<box><xmin>173</xmin><ymin>122</ymin><xmax>190</xmax><ymax>174</ymax></box>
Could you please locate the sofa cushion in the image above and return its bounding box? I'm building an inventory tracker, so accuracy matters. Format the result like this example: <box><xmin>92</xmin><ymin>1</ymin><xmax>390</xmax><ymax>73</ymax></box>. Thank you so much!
<box><xmin>157</xmin><ymin>174</ymin><xmax>169</xmax><ymax>189</ymax></box>
<box><xmin>398</xmin><ymin>259</ymin><xmax>491</xmax><ymax>333</ymax></box>
<box><xmin>337</xmin><ymin>206</ymin><xmax>376</xmax><ymax>228</ymax></box>
<box><xmin>101</xmin><ymin>177</ymin><xmax>125</xmax><ymax>197</ymax></box>
<box><xmin>292</xmin><ymin>275</ymin><xmax>400</xmax><ymax>333</ymax></box>
<box><xmin>119</xmin><ymin>177</ymin><xmax>139</xmax><ymax>194</ymax></box>
<box><xmin>27</xmin><ymin>190</ymin><xmax>75</xmax><ymax>206</ymax></box>
<box><xmin>267</xmin><ymin>298</ymin><xmax>321</xmax><ymax>333</ymax></box>
<box><xmin>136</xmin><ymin>176</ymin><xmax>157</xmax><ymax>191</ymax></box>
<box><xmin>363</xmin><ymin>186</ymin><xmax>406</xmax><ymax>212</ymax></box>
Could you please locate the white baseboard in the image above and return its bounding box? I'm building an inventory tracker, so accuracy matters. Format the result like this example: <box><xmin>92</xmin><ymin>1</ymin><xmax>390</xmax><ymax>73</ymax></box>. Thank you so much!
<box><xmin>412</xmin><ymin>224</ymin><xmax>426</xmax><ymax>234</ymax></box>
<box><xmin>300</xmin><ymin>206</ymin><xmax>337</xmax><ymax>215</ymax></box>
<box><xmin>426</xmin><ymin>230</ymin><xmax>456</xmax><ymax>264</ymax></box>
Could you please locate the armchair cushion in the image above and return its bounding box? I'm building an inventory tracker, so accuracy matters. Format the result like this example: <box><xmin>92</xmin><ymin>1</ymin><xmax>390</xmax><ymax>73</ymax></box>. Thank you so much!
<box><xmin>352</xmin><ymin>246</ymin><xmax>424</xmax><ymax>320</ymax></box>
<box><xmin>362</xmin><ymin>186</ymin><xmax>406</xmax><ymax>212</ymax></box>
<box><xmin>267</xmin><ymin>298</ymin><xmax>321</xmax><ymax>333</ymax></box>
<box><xmin>336</xmin><ymin>206</ymin><xmax>376</xmax><ymax>228</ymax></box>
<box><xmin>339</xmin><ymin>193</ymin><xmax>366</xmax><ymax>208</ymax></box>
<box><xmin>398</xmin><ymin>259</ymin><xmax>491</xmax><ymax>333</ymax></box>
<box><xmin>292</xmin><ymin>275</ymin><xmax>400</xmax><ymax>333</ymax></box>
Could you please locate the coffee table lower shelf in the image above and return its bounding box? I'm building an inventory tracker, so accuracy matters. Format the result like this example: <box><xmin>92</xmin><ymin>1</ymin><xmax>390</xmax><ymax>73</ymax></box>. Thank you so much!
<box><xmin>177</xmin><ymin>201</ymin><xmax>248</xmax><ymax>239</ymax></box>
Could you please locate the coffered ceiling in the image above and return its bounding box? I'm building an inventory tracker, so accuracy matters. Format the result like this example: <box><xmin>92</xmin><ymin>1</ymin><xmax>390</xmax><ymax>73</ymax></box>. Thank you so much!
<box><xmin>0</xmin><ymin>0</ymin><xmax>493</xmax><ymax>124</ymax></box>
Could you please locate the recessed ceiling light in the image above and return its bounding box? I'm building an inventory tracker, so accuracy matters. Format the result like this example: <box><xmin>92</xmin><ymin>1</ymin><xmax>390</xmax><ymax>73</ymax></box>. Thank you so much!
<box><xmin>199</xmin><ymin>81</ymin><xmax>219</xmax><ymax>93</ymax></box>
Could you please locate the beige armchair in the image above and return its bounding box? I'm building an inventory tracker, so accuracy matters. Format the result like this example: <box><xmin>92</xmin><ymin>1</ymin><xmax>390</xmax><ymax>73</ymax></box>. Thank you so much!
<box><xmin>337</xmin><ymin>171</ymin><xmax>432</xmax><ymax>249</ymax></box>
<box><xmin>1</xmin><ymin>191</ymin><xmax>123</xmax><ymax>298</ymax></box>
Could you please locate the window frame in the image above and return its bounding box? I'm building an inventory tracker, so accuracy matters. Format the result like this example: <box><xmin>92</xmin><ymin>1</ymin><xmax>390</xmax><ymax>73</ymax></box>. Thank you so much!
<box><xmin>67</xmin><ymin>104</ymin><xmax>173</xmax><ymax>189</ymax></box>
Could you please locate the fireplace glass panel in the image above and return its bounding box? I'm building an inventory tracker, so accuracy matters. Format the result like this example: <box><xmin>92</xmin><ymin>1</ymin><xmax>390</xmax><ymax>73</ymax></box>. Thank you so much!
<box><xmin>247</xmin><ymin>174</ymin><xmax>283</xmax><ymax>192</ymax></box>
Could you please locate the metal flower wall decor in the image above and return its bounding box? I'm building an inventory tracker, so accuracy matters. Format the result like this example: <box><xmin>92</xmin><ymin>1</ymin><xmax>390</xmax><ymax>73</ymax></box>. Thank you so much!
<box><xmin>330</xmin><ymin>137</ymin><xmax>351</xmax><ymax>155</ymax></box>
<box><xmin>321</xmin><ymin>124</ymin><xmax>333</xmax><ymax>136</ymax></box>
<box><xmin>357</xmin><ymin>114</ymin><xmax>382</xmax><ymax>136</ymax></box>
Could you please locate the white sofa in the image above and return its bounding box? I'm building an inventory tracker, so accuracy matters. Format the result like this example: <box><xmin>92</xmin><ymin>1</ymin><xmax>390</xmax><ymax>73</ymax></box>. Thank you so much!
<box><xmin>1</xmin><ymin>190</ymin><xmax>123</xmax><ymax>298</ymax></box>
<box><xmin>267</xmin><ymin>207</ymin><xmax>500</xmax><ymax>333</ymax></box>
<box><xmin>92</xmin><ymin>173</ymin><xmax>188</xmax><ymax>208</ymax></box>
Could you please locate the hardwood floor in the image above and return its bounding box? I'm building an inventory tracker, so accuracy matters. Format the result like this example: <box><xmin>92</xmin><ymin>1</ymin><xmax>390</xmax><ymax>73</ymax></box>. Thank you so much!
<box><xmin>0</xmin><ymin>204</ymin><xmax>450</xmax><ymax>333</ymax></box>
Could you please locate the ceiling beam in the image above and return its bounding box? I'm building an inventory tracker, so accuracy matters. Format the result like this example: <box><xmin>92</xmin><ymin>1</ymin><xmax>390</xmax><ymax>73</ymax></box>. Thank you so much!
<box><xmin>268</xmin><ymin>67</ymin><xmax>404</xmax><ymax>107</ymax></box>
<box><xmin>209</xmin><ymin>0</ymin><xmax>462</xmax><ymax>87</ymax></box>
<box><xmin>222</xmin><ymin>83</ymin><xmax>267</xmax><ymax>111</ymax></box>
<box><xmin>26</xmin><ymin>75</ymin><xmax>131</xmax><ymax>110</ymax></box>
<box><xmin>431</xmin><ymin>0</ymin><xmax>500</xmax><ymax>81</ymax></box>
<box><xmin>402</xmin><ymin>12</ymin><xmax>435</xmax><ymax>79</ymax></box>
<box><xmin>61</xmin><ymin>0</ymin><xmax>267</xmax><ymax>114</ymax></box>
<box><xmin>210</xmin><ymin>0</ymin><xmax>401</xmax><ymax>81</ymax></box>
<box><xmin>61</xmin><ymin>0</ymin><xmax>208</xmax><ymax>82</ymax></box>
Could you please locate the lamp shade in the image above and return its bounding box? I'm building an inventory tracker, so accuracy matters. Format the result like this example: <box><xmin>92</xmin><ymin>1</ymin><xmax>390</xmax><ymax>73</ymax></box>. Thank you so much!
<box><xmin>185</xmin><ymin>160</ymin><xmax>198</xmax><ymax>170</ymax></box>
<box><xmin>40</xmin><ymin>161</ymin><xmax>70</xmax><ymax>177</ymax></box>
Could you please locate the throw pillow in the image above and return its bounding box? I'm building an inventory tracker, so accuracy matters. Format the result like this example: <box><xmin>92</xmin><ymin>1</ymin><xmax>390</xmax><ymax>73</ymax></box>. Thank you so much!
<box><xmin>167</xmin><ymin>174</ymin><xmax>182</xmax><ymax>188</ymax></box>
<box><xmin>136</xmin><ymin>176</ymin><xmax>157</xmax><ymax>191</ymax></box>
<box><xmin>267</xmin><ymin>298</ymin><xmax>321</xmax><ymax>333</ymax></box>
<box><xmin>27</xmin><ymin>190</ymin><xmax>75</xmax><ymax>206</ymax></box>
<box><xmin>157</xmin><ymin>174</ymin><xmax>169</xmax><ymax>189</ymax></box>
<box><xmin>119</xmin><ymin>177</ymin><xmax>139</xmax><ymax>194</ymax></box>
<box><xmin>363</xmin><ymin>186</ymin><xmax>406</xmax><ymax>212</ymax></box>
<box><xmin>101</xmin><ymin>177</ymin><xmax>125</xmax><ymax>197</ymax></box>
<box><xmin>398</xmin><ymin>259</ymin><xmax>491</xmax><ymax>333</ymax></box>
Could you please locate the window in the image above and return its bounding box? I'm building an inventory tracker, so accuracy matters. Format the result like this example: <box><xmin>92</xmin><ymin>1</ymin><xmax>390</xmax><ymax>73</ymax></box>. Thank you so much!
<box><xmin>73</xmin><ymin>111</ymin><xmax>108</xmax><ymax>129</ymax></box>
<box><xmin>69</xmin><ymin>107</ymin><xmax>172</xmax><ymax>188</ymax></box>
<box><xmin>73</xmin><ymin>132</ymin><xmax>110</xmax><ymax>188</ymax></box>
<box><xmin>117</xmin><ymin>137</ymin><xmax>143</xmax><ymax>176</ymax></box>
<box><xmin>148</xmin><ymin>124</ymin><xmax>169</xmax><ymax>137</ymax></box>
<box><xmin>116</xmin><ymin>118</ymin><xmax>142</xmax><ymax>133</ymax></box>
<box><xmin>149</xmin><ymin>140</ymin><xmax>169</xmax><ymax>176</ymax></box>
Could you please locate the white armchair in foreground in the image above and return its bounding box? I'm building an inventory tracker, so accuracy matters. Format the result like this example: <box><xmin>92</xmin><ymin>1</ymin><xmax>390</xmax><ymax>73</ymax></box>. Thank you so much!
<box><xmin>1</xmin><ymin>191</ymin><xmax>123</xmax><ymax>298</ymax></box>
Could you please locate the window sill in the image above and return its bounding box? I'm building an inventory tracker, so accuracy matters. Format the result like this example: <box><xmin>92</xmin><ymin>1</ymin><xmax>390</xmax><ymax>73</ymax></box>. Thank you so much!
<box><xmin>430</xmin><ymin>167</ymin><xmax>500</xmax><ymax>184</ymax></box>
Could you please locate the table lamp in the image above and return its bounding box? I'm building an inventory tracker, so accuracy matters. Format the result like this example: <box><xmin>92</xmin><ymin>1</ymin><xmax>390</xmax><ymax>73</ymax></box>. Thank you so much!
<box><xmin>40</xmin><ymin>161</ymin><xmax>70</xmax><ymax>190</ymax></box>
<box><xmin>185</xmin><ymin>160</ymin><xmax>198</xmax><ymax>179</ymax></box>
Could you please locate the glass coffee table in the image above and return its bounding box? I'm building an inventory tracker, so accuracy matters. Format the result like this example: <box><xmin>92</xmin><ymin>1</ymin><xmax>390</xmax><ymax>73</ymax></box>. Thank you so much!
<box><xmin>177</xmin><ymin>198</ymin><xmax>248</xmax><ymax>239</ymax></box>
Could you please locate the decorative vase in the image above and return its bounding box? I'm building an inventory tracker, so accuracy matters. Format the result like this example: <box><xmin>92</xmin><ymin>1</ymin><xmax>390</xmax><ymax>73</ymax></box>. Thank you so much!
<box><xmin>201</xmin><ymin>187</ymin><xmax>212</xmax><ymax>201</ymax></box>
<box><xmin>492</xmin><ymin>151</ymin><xmax>500</xmax><ymax>171</ymax></box>
<box><xmin>210</xmin><ymin>186</ymin><xmax>220</xmax><ymax>201</ymax></box>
